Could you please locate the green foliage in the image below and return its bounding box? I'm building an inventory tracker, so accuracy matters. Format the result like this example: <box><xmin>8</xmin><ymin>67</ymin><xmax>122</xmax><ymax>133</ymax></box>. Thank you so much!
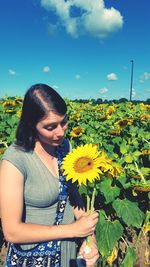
<box><xmin>67</xmin><ymin>100</ymin><xmax>149</xmax><ymax>266</ymax></box>
<box><xmin>113</xmin><ymin>199</ymin><xmax>145</xmax><ymax>228</ymax></box>
<box><xmin>97</xmin><ymin>179</ymin><xmax>120</xmax><ymax>204</ymax></box>
<box><xmin>0</xmin><ymin>97</ymin><xmax>150</xmax><ymax>266</ymax></box>
<box><xmin>120</xmin><ymin>248</ymin><xmax>137</xmax><ymax>267</ymax></box>
<box><xmin>96</xmin><ymin>210</ymin><xmax>123</xmax><ymax>257</ymax></box>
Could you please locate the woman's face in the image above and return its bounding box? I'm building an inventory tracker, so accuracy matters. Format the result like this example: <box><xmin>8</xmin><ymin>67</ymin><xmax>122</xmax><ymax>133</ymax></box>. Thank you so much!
<box><xmin>36</xmin><ymin>111</ymin><xmax>68</xmax><ymax>147</ymax></box>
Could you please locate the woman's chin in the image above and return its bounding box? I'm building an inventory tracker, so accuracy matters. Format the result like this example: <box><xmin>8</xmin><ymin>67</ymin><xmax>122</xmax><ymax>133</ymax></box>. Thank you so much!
<box><xmin>52</xmin><ymin>139</ymin><xmax>63</xmax><ymax>146</ymax></box>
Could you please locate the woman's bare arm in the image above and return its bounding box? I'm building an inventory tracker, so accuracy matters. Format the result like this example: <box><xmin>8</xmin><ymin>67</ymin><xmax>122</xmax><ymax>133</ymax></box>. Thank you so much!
<box><xmin>0</xmin><ymin>160</ymin><xmax>98</xmax><ymax>244</ymax></box>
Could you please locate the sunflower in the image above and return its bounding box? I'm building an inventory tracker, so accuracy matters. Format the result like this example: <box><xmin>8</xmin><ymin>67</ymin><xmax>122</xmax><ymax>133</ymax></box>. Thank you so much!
<box><xmin>98</xmin><ymin>151</ymin><xmax>122</xmax><ymax>177</ymax></box>
<box><xmin>2</xmin><ymin>100</ymin><xmax>16</xmax><ymax>108</ymax></box>
<box><xmin>69</xmin><ymin>112</ymin><xmax>81</xmax><ymax>121</ymax></box>
<box><xmin>142</xmin><ymin>150</ymin><xmax>150</xmax><ymax>155</ymax></box>
<box><xmin>16</xmin><ymin>109</ymin><xmax>22</xmax><ymax>118</ymax></box>
<box><xmin>140</xmin><ymin>114</ymin><xmax>150</xmax><ymax>121</ymax></box>
<box><xmin>114</xmin><ymin>118</ymin><xmax>133</xmax><ymax>128</ymax></box>
<box><xmin>109</xmin><ymin>162</ymin><xmax>122</xmax><ymax>177</ymax></box>
<box><xmin>106</xmin><ymin>105</ymin><xmax>115</xmax><ymax>119</ymax></box>
<box><xmin>110</xmin><ymin>128</ymin><xmax>122</xmax><ymax>136</ymax></box>
<box><xmin>140</xmin><ymin>103</ymin><xmax>150</xmax><ymax>111</ymax></box>
<box><xmin>70</xmin><ymin>126</ymin><xmax>85</xmax><ymax>138</ymax></box>
<box><xmin>62</xmin><ymin>144</ymin><xmax>102</xmax><ymax>185</ymax></box>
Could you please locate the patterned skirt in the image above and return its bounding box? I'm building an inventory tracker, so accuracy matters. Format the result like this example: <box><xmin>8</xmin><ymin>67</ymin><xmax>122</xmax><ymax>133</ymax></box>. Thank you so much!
<box><xmin>6</xmin><ymin>240</ymin><xmax>63</xmax><ymax>267</ymax></box>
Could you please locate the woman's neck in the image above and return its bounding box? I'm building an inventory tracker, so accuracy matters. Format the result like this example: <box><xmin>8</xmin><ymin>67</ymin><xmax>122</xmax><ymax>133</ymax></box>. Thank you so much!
<box><xmin>35</xmin><ymin>141</ymin><xmax>56</xmax><ymax>157</ymax></box>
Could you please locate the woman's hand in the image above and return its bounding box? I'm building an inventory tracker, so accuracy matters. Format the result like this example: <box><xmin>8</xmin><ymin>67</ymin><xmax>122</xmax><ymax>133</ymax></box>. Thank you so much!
<box><xmin>78</xmin><ymin>234</ymin><xmax>99</xmax><ymax>267</ymax></box>
<box><xmin>72</xmin><ymin>211</ymin><xmax>99</xmax><ymax>238</ymax></box>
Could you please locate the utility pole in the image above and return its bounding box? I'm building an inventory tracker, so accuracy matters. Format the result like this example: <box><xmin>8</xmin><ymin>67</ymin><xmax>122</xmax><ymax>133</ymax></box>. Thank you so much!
<box><xmin>129</xmin><ymin>60</ymin><xmax>134</xmax><ymax>101</ymax></box>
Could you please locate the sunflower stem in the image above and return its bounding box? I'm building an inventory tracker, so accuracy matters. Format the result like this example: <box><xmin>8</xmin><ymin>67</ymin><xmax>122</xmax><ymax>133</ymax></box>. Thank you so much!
<box><xmin>85</xmin><ymin>187</ymin><xmax>97</xmax><ymax>249</ymax></box>
<box><xmin>134</xmin><ymin>161</ymin><xmax>146</xmax><ymax>184</ymax></box>
<box><xmin>142</xmin><ymin>137</ymin><xmax>150</xmax><ymax>145</ymax></box>
<box><xmin>86</xmin><ymin>235</ymin><xmax>91</xmax><ymax>246</ymax></box>
<box><xmin>86</xmin><ymin>195</ymin><xmax>92</xmax><ymax>249</ymax></box>
<box><xmin>90</xmin><ymin>187</ymin><xmax>96</xmax><ymax>211</ymax></box>
<box><xmin>87</xmin><ymin>195</ymin><xmax>90</xmax><ymax>213</ymax></box>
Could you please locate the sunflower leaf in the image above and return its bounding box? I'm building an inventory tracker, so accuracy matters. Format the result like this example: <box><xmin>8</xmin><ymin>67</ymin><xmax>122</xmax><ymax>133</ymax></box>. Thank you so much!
<box><xmin>120</xmin><ymin>247</ymin><xmax>137</xmax><ymax>267</ymax></box>
<box><xmin>112</xmin><ymin>199</ymin><xmax>145</xmax><ymax>228</ymax></box>
<box><xmin>79</xmin><ymin>184</ymin><xmax>88</xmax><ymax>195</ymax></box>
<box><xmin>96</xmin><ymin>210</ymin><xmax>123</xmax><ymax>257</ymax></box>
<box><xmin>124</xmin><ymin>154</ymin><xmax>133</xmax><ymax>163</ymax></box>
<box><xmin>98</xmin><ymin>179</ymin><xmax>120</xmax><ymax>204</ymax></box>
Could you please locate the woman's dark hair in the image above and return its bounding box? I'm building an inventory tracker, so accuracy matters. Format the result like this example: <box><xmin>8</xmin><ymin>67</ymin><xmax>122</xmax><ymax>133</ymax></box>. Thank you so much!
<box><xmin>15</xmin><ymin>83</ymin><xmax>67</xmax><ymax>151</ymax></box>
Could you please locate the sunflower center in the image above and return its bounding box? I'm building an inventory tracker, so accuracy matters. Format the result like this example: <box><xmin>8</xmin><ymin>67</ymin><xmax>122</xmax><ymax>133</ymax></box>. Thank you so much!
<box><xmin>74</xmin><ymin>129</ymin><xmax>81</xmax><ymax>135</ymax></box>
<box><xmin>74</xmin><ymin>157</ymin><xmax>93</xmax><ymax>173</ymax></box>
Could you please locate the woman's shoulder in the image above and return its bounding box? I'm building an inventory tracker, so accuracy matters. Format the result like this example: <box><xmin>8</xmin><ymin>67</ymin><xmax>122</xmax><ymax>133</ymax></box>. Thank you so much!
<box><xmin>2</xmin><ymin>143</ymin><xmax>29</xmax><ymax>165</ymax></box>
<box><xmin>2</xmin><ymin>143</ymin><xmax>29</xmax><ymax>158</ymax></box>
<box><xmin>1</xmin><ymin>143</ymin><xmax>30</xmax><ymax>177</ymax></box>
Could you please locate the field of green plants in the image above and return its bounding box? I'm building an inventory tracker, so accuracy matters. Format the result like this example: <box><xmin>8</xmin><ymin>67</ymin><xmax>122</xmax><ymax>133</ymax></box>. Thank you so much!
<box><xmin>0</xmin><ymin>96</ymin><xmax>150</xmax><ymax>266</ymax></box>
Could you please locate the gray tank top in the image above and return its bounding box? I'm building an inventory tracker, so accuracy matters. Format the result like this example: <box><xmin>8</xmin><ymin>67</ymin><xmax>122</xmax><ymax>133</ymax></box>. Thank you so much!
<box><xmin>2</xmin><ymin>143</ymin><xmax>76</xmax><ymax>262</ymax></box>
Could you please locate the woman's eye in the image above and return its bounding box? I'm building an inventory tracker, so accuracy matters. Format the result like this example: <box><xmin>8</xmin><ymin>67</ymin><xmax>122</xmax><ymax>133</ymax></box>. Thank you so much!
<box><xmin>46</xmin><ymin>126</ymin><xmax>56</xmax><ymax>131</ymax></box>
<box><xmin>61</xmin><ymin>120</ymin><xmax>67</xmax><ymax>127</ymax></box>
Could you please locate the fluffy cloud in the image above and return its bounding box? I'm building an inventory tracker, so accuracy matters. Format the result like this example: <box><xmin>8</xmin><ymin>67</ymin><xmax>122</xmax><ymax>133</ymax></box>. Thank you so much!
<box><xmin>143</xmin><ymin>72</ymin><xmax>150</xmax><ymax>80</ymax></box>
<box><xmin>43</xmin><ymin>66</ymin><xmax>50</xmax><ymax>73</ymax></box>
<box><xmin>129</xmin><ymin>87</ymin><xmax>136</xmax><ymax>97</ymax></box>
<box><xmin>99</xmin><ymin>87</ymin><xmax>108</xmax><ymax>94</ymax></box>
<box><xmin>40</xmin><ymin>0</ymin><xmax>123</xmax><ymax>38</ymax></box>
<box><xmin>9</xmin><ymin>69</ymin><xmax>16</xmax><ymax>75</ymax></box>
<box><xmin>107</xmin><ymin>72</ymin><xmax>118</xmax><ymax>81</ymax></box>
<box><xmin>75</xmin><ymin>74</ymin><xmax>81</xmax><ymax>80</ymax></box>
<box><xmin>140</xmin><ymin>72</ymin><xmax>150</xmax><ymax>83</ymax></box>
<box><xmin>132</xmin><ymin>88</ymin><xmax>136</xmax><ymax>97</ymax></box>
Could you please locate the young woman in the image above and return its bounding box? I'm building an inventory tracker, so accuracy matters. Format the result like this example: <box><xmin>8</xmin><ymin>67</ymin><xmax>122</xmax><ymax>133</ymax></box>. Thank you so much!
<box><xmin>0</xmin><ymin>84</ymin><xmax>99</xmax><ymax>267</ymax></box>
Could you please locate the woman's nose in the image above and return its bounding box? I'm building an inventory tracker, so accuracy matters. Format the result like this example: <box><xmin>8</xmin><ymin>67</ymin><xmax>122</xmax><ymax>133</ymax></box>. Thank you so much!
<box><xmin>56</xmin><ymin>125</ymin><xmax>65</xmax><ymax>137</ymax></box>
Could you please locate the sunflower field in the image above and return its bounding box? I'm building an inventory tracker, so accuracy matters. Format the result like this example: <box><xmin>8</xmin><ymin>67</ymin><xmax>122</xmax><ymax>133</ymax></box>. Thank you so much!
<box><xmin>0</xmin><ymin>96</ymin><xmax>150</xmax><ymax>267</ymax></box>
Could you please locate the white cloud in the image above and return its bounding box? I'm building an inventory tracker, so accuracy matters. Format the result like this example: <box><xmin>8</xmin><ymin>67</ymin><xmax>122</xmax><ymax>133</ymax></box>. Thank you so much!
<box><xmin>43</xmin><ymin>66</ymin><xmax>50</xmax><ymax>73</ymax></box>
<box><xmin>107</xmin><ymin>72</ymin><xmax>118</xmax><ymax>81</ymax></box>
<box><xmin>40</xmin><ymin>0</ymin><xmax>123</xmax><ymax>38</ymax></box>
<box><xmin>99</xmin><ymin>87</ymin><xmax>108</xmax><ymax>94</ymax></box>
<box><xmin>75</xmin><ymin>74</ymin><xmax>81</xmax><ymax>80</ymax></box>
<box><xmin>139</xmin><ymin>72</ymin><xmax>150</xmax><ymax>83</ymax></box>
<box><xmin>132</xmin><ymin>88</ymin><xmax>136</xmax><ymax>97</ymax></box>
<box><xmin>139</xmin><ymin>79</ymin><xmax>144</xmax><ymax>84</ymax></box>
<box><xmin>128</xmin><ymin>87</ymin><xmax>136</xmax><ymax>97</ymax></box>
<box><xmin>9</xmin><ymin>69</ymin><xmax>16</xmax><ymax>75</ymax></box>
<box><xmin>143</xmin><ymin>72</ymin><xmax>150</xmax><ymax>80</ymax></box>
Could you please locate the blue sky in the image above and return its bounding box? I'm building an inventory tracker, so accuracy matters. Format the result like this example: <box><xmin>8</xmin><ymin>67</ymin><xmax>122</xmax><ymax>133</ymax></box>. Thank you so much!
<box><xmin>0</xmin><ymin>0</ymin><xmax>150</xmax><ymax>100</ymax></box>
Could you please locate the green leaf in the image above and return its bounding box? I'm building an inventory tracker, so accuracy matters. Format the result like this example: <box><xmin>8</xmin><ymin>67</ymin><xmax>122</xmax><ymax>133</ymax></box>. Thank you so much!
<box><xmin>120</xmin><ymin>143</ymin><xmax>128</xmax><ymax>154</ymax></box>
<box><xmin>141</xmin><ymin>167</ymin><xmax>150</xmax><ymax>176</ymax></box>
<box><xmin>118</xmin><ymin>174</ymin><xmax>127</xmax><ymax>187</ymax></box>
<box><xmin>99</xmin><ymin>179</ymin><xmax>120</xmax><ymax>204</ymax></box>
<box><xmin>133</xmin><ymin>150</ymin><xmax>142</xmax><ymax>157</ymax></box>
<box><xmin>113</xmin><ymin>199</ymin><xmax>145</xmax><ymax>228</ymax></box>
<box><xmin>124</xmin><ymin>154</ymin><xmax>133</xmax><ymax>163</ymax></box>
<box><xmin>112</xmin><ymin>136</ymin><xmax>122</xmax><ymax>146</ymax></box>
<box><xmin>79</xmin><ymin>184</ymin><xmax>88</xmax><ymax>195</ymax></box>
<box><xmin>96</xmin><ymin>210</ymin><xmax>123</xmax><ymax>257</ymax></box>
<box><xmin>120</xmin><ymin>247</ymin><xmax>137</xmax><ymax>267</ymax></box>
